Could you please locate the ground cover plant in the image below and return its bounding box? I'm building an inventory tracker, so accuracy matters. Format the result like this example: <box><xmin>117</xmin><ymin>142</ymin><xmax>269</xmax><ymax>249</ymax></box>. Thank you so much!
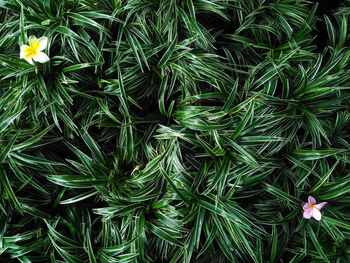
<box><xmin>0</xmin><ymin>0</ymin><xmax>350</xmax><ymax>262</ymax></box>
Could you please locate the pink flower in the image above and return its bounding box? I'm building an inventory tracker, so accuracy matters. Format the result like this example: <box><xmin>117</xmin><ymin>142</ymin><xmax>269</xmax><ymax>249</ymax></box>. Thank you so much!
<box><xmin>302</xmin><ymin>196</ymin><xmax>327</xmax><ymax>221</ymax></box>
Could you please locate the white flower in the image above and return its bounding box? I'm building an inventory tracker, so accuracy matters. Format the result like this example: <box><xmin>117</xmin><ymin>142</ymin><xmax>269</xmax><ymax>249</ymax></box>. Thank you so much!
<box><xmin>20</xmin><ymin>35</ymin><xmax>50</xmax><ymax>65</ymax></box>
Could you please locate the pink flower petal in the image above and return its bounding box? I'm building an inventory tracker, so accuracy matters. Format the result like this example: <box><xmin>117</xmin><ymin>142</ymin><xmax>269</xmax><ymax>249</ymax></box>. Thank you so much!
<box><xmin>312</xmin><ymin>209</ymin><xmax>322</xmax><ymax>221</ymax></box>
<box><xmin>303</xmin><ymin>203</ymin><xmax>311</xmax><ymax>210</ymax></box>
<box><xmin>308</xmin><ymin>196</ymin><xmax>316</xmax><ymax>205</ymax></box>
<box><xmin>303</xmin><ymin>209</ymin><xmax>313</xmax><ymax>219</ymax></box>
<box><xmin>315</xmin><ymin>202</ymin><xmax>327</xmax><ymax>210</ymax></box>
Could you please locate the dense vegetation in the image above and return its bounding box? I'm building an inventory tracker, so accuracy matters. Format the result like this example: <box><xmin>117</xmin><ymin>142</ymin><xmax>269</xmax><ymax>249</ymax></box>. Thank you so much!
<box><xmin>0</xmin><ymin>0</ymin><xmax>350</xmax><ymax>262</ymax></box>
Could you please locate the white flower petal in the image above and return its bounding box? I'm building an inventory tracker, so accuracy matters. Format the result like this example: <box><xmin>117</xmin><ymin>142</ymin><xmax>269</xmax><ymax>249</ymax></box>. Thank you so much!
<box><xmin>312</xmin><ymin>209</ymin><xmax>322</xmax><ymax>221</ymax></box>
<box><xmin>20</xmin><ymin>45</ymin><xmax>30</xmax><ymax>58</ymax></box>
<box><xmin>36</xmin><ymin>36</ymin><xmax>48</xmax><ymax>51</ymax></box>
<box><xmin>24</xmin><ymin>56</ymin><xmax>34</xmax><ymax>65</ymax></box>
<box><xmin>33</xmin><ymin>52</ymin><xmax>50</xmax><ymax>63</ymax></box>
<box><xmin>28</xmin><ymin>35</ymin><xmax>37</xmax><ymax>46</ymax></box>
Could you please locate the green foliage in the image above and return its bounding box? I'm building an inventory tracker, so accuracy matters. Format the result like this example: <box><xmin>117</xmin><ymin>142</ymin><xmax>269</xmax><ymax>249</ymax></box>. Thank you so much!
<box><xmin>1</xmin><ymin>0</ymin><xmax>350</xmax><ymax>262</ymax></box>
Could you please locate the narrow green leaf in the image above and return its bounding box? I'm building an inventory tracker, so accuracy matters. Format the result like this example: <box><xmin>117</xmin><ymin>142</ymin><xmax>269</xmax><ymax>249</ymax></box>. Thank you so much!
<box><xmin>0</xmin><ymin>166</ymin><xmax>22</xmax><ymax>212</ymax></box>
<box><xmin>309</xmin><ymin>161</ymin><xmax>338</xmax><ymax>193</ymax></box>
<box><xmin>0</xmin><ymin>132</ymin><xmax>19</xmax><ymax>164</ymax></box>
<box><xmin>145</xmin><ymin>222</ymin><xmax>183</xmax><ymax>247</ymax></box>
<box><xmin>307</xmin><ymin>223</ymin><xmax>330</xmax><ymax>263</ymax></box>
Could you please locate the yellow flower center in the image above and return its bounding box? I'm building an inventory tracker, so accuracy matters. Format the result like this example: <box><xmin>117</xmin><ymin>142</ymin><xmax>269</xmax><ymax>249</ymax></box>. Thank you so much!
<box><xmin>310</xmin><ymin>204</ymin><xmax>316</xmax><ymax>209</ymax></box>
<box><xmin>24</xmin><ymin>40</ymin><xmax>40</xmax><ymax>58</ymax></box>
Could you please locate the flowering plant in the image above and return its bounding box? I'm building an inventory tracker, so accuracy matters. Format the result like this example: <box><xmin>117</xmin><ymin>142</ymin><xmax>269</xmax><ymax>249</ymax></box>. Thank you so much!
<box><xmin>303</xmin><ymin>196</ymin><xmax>327</xmax><ymax>221</ymax></box>
<box><xmin>20</xmin><ymin>35</ymin><xmax>49</xmax><ymax>65</ymax></box>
